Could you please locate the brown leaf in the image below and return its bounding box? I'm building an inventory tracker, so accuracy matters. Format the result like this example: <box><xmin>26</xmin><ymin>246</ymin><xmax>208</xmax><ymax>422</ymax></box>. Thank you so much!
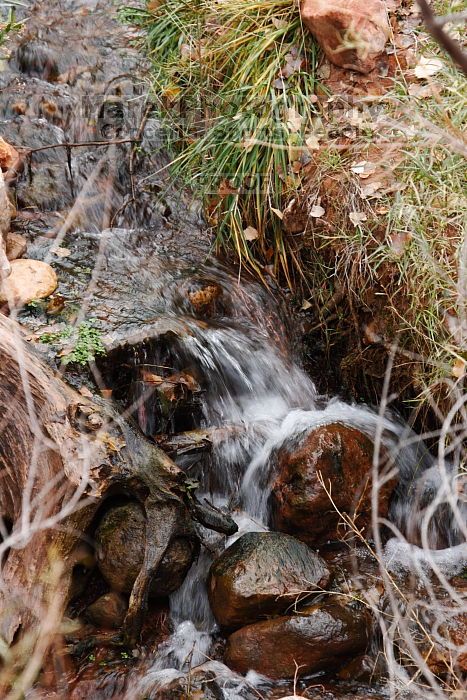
<box><xmin>244</xmin><ymin>226</ymin><xmax>259</xmax><ymax>241</ymax></box>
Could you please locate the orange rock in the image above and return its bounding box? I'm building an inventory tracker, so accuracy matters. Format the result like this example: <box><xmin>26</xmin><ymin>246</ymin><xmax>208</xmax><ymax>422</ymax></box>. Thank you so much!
<box><xmin>300</xmin><ymin>0</ymin><xmax>390</xmax><ymax>74</ymax></box>
<box><xmin>0</xmin><ymin>259</ymin><xmax>58</xmax><ymax>307</ymax></box>
<box><xmin>0</xmin><ymin>137</ymin><xmax>19</xmax><ymax>172</ymax></box>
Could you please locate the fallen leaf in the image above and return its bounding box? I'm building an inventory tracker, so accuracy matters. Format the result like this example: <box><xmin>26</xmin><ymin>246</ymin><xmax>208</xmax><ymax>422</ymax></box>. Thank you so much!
<box><xmin>408</xmin><ymin>83</ymin><xmax>433</xmax><ymax>98</ymax></box>
<box><xmin>280</xmin><ymin>52</ymin><xmax>303</xmax><ymax>78</ymax></box>
<box><xmin>349</xmin><ymin>211</ymin><xmax>368</xmax><ymax>227</ymax></box>
<box><xmin>452</xmin><ymin>358</ymin><xmax>466</xmax><ymax>379</ymax></box>
<box><xmin>244</xmin><ymin>226</ymin><xmax>259</xmax><ymax>241</ymax></box>
<box><xmin>286</xmin><ymin>107</ymin><xmax>303</xmax><ymax>133</ymax></box>
<box><xmin>218</xmin><ymin>179</ymin><xmax>238</xmax><ymax>197</ymax></box>
<box><xmin>305</xmin><ymin>134</ymin><xmax>320</xmax><ymax>152</ymax></box>
<box><xmin>270</xmin><ymin>207</ymin><xmax>283</xmax><ymax>220</ymax></box>
<box><xmin>389</xmin><ymin>231</ymin><xmax>411</xmax><ymax>255</ymax></box>
<box><xmin>360</xmin><ymin>181</ymin><xmax>382</xmax><ymax>198</ymax></box>
<box><xmin>414</xmin><ymin>56</ymin><xmax>443</xmax><ymax>79</ymax></box>
<box><xmin>99</xmin><ymin>433</ymin><xmax>126</xmax><ymax>452</ymax></box>
<box><xmin>301</xmin><ymin>299</ymin><xmax>312</xmax><ymax>310</ymax></box>
<box><xmin>271</xmin><ymin>17</ymin><xmax>287</xmax><ymax>30</ymax></box>
<box><xmin>51</xmin><ymin>247</ymin><xmax>71</xmax><ymax>258</ymax></box>
<box><xmin>351</xmin><ymin>161</ymin><xmax>376</xmax><ymax>179</ymax></box>
<box><xmin>310</xmin><ymin>204</ymin><xmax>325</xmax><ymax>218</ymax></box>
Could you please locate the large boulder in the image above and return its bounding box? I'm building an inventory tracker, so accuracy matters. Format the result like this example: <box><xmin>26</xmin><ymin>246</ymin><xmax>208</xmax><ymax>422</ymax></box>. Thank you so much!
<box><xmin>225</xmin><ymin>601</ymin><xmax>371</xmax><ymax>679</ymax></box>
<box><xmin>94</xmin><ymin>502</ymin><xmax>198</xmax><ymax>597</ymax></box>
<box><xmin>271</xmin><ymin>423</ymin><xmax>396</xmax><ymax>546</ymax></box>
<box><xmin>208</xmin><ymin>531</ymin><xmax>330</xmax><ymax>628</ymax></box>
<box><xmin>0</xmin><ymin>258</ymin><xmax>57</xmax><ymax>306</ymax></box>
<box><xmin>300</xmin><ymin>0</ymin><xmax>390</xmax><ymax>74</ymax></box>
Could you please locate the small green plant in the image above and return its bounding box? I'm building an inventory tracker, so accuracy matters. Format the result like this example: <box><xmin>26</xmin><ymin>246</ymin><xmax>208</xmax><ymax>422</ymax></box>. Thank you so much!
<box><xmin>0</xmin><ymin>5</ymin><xmax>23</xmax><ymax>48</ymax></box>
<box><xmin>40</xmin><ymin>320</ymin><xmax>105</xmax><ymax>366</ymax></box>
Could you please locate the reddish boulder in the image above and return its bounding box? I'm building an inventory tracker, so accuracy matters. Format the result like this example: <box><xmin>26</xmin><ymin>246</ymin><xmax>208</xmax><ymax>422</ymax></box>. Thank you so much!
<box><xmin>300</xmin><ymin>0</ymin><xmax>390</xmax><ymax>74</ymax></box>
<box><xmin>271</xmin><ymin>423</ymin><xmax>396</xmax><ymax>546</ymax></box>
<box><xmin>225</xmin><ymin>601</ymin><xmax>371</xmax><ymax>678</ymax></box>
<box><xmin>208</xmin><ymin>531</ymin><xmax>330</xmax><ymax>628</ymax></box>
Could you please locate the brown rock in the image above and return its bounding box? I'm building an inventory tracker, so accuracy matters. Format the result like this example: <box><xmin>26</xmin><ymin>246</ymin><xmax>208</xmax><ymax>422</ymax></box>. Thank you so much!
<box><xmin>95</xmin><ymin>502</ymin><xmax>197</xmax><ymax>597</ymax></box>
<box><xmin>0</xmin><ymin>137</ymin><xmax>19</xmax><ymax>172</ymax></box>
<box><xmin>85</xmin><ymin>592</ymin><xmax>127</xmax><ymax>629</ymax></box>
<box><xmin>5</xmin><ymin>232</ymin><xmax>27</xmax><ymax>261</ymax></box>
<box><xmin>208</xmin><ymin>531</ymin><xmax>330</xmax><ymax>629</ymax></box>
<box><xmin>0</xmin><ymin>259</ymin><xmax>58</xmax><ymax>306</ymax></box>
<box><xmin>300</xmin><ymin>0</ymin><xmax>390</xmax><ymax>74</ymax></box>
<box><xmin>271</xmin><ymin>423</ymin><xmax>396</xmax><ymax>546</ymax></box>
<box><xmin>225</xmin><ymin>601</ymin><xmax>371</xmax><ymax>678</ymax></box>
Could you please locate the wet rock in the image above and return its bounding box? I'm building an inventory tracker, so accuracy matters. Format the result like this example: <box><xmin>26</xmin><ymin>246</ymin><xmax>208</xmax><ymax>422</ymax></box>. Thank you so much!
<box><xmin>0</xmin><ymin>137</ymin><xmax>19</xmax><ymax>172</ymax></box>
<box><xmin>208</xmin><ymin>531</ymin><xmax>330</xmax><ymax>628</ymax></box>
<box><xmin>225</xmin><ymin>601</ymin><xmax>371</xmax><ymax>679</ymax></box>
<box><xmin>14</xmin><ymin>40</ymin><xmax>59</xmax><ymax>82</ymax></box>
<box><xmin>95</xmin><ymin>502</ymin><xmax>197</xmax><ymax>597</ymax></box>
<box><xmin>85</xmin><ymin>592</ymin><xmax>127</xmax><ymax>629</ymax></box>
<box><xmin>300</xmin><ymin>0</ymin><xmax>390</xmax><ymax>74</ymax></box>
<box><xmin>0</xmin><ymin>259</ymin><xmax>58</xmax><ymax>306</ymax></box>
<box><xmin>271</xmin><ymin>423</ymin><xmax>396</xmax><ymax>546</ymax></box>
<box><xmin>5</xmin><ymin>232</ymin><xmax>27</xmax><ymax>261</ymax></box>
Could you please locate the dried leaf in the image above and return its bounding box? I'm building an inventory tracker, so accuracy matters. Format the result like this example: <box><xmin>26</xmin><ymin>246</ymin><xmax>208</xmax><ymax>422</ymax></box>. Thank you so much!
<box><xmin>351</xmin><ymin>161</ymin><xmax>376</xmax><ymax>179</ymax></box>
<box><xmin>305</xmin><ymin>134</ymin><xmax>320</xmax><ymax>152</ymax></box>
<box><xmin>271</xmin><ymin>17</ymin><xmax>287</xmax><ymax>30</ymax></box>
<box><xmin>270</xmin><ymin>207</ymin><xmax>283</xmax><ymax>220</ymax></box>
<box><xmin>360</xmin><ymin>181</ymin><xmax>382</xmax><ymax>198</ymax></box>
<box><xmin>310</xmin><ymin>204</ymin><xmax>325</xmax><ymax>218</ymax></box>
<box><xmin>349</xmin><ymin>211</ymin><xmax>368</xmax><ymax>227</ymax></box>
<box><xmin>452</xmin><ymin>358</ymin><xmax>466</xmax><ymax>379</ymax></box>
<box><xmin>414</xmin><ymin>56</ymin><xmax>443</xmax><ymax>79</ymax></box>
<box><xmin>99</xmin><ymin>433</ymin><xmax>126</xmax><ymax>452</ymax></box>
<box><xmin>286</xmin><ymin>108</ymin><xmax>303</xmax><ymax>133</ymax></box>
<box><xmin>301</xmin><ymin>299</ymin><xmax>312</xmax><ymax>310</ymax></box>
<box><xmin>244</xmin><ymin>226</ymin><xmax>259</xmax><ymax>241</ymax></box>
<box><xmin>218</xmin><ymin>179</ymin><xmax>238</xmax><ymax>197</ymax></box>
<box><xmin>280</xmin><ymin>52</ymin><xmax>303</xmax><ymax>78</ymax></box>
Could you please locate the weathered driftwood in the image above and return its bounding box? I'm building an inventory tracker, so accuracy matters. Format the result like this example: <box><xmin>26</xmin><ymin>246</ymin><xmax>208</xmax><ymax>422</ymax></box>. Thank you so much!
<box><xmin>0</xmin><ymin>314</ymin><xmax>236</xmax><ymax>662</ymax></box>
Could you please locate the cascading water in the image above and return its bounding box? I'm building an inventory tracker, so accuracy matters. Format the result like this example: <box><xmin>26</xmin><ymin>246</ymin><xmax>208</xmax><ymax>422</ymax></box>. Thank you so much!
<box><xmin>111</xmin><ymin>256</ymin><xmax>466</xmax><ymax>698</ymax></box>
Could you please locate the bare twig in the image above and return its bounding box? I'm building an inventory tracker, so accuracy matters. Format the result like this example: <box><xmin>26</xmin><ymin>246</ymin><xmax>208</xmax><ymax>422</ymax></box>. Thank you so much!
<box><xmin>416</xmin><ymin>0</ymin><xmax>467</xmax><ymax>76</ymax></box>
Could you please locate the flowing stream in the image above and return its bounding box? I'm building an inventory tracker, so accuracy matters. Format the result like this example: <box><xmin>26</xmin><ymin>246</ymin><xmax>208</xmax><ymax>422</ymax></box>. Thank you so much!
<box><xmin>1</xmin><ymin>1</ymin><xmax>465</xmax><ymax>698</ymax></box>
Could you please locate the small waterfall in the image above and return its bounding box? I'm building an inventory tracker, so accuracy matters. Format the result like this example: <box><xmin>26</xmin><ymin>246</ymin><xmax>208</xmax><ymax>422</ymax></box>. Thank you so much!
<box><xmin>118</xmin><ymin>258</ymin><xmax>464</xmax><ymax>697</ymax></box>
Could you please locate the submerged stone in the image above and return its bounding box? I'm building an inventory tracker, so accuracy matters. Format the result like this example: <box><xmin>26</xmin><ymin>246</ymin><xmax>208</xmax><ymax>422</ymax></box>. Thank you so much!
<box><xmin>95</xmin><ymin>502</ymin><xmax>197</xmax><ymax>597</ymax></box>
<box><xmin>225</xmin><ymin>601</ymin><xmax>371</xmax><ymax>679</ymax></box>
<box><xmin>208</xmin><ymin>531</ymin><xmax>330</xmax><ymax>629</ymax></box>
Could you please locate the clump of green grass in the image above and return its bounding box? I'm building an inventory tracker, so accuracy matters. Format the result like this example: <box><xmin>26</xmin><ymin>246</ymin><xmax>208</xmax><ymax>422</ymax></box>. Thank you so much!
<box><xmin>0</xmin><ymin>4</ymin><xmax>22</xmax><ymax>48</ymax></box>
<box><xmin>40</xmin><ymin>320</ymin><xmax>106</xmax><ymax>366</ymax></box>
<box><xmin>121</xmin><ymin>0</ymin><xmax>319</xmax><ymax>285</ymax></box>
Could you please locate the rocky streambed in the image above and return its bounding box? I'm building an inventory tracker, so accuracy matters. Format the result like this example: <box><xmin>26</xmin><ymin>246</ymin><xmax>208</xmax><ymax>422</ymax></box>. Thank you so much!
<box><xmin>0</xmin><ymin>1</ymin><xmax>465</xmax><ymax>699</ymax></box>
